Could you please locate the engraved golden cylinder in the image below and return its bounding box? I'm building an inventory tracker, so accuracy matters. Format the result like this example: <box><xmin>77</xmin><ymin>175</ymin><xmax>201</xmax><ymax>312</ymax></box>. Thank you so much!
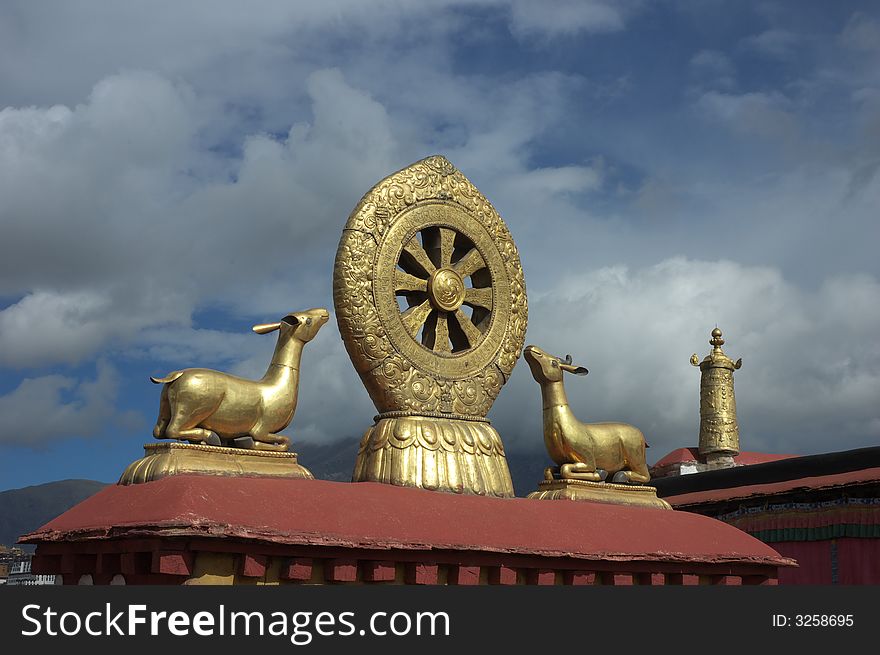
<box><xmin>692</xmin><ymin>328</ymin><xmax>741</xmax><ymax>457</ymax></box>
<box><xmin>697</xmin><ymin>363</ymin><xmax>739</xmax><ymax>456</ymax></box>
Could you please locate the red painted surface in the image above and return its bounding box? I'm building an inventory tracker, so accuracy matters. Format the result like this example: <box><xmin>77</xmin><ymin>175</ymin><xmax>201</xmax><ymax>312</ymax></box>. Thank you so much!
<box><xmin>605</xmin><ymin>573</ymin><xmax>634</xmax><ymax>586</ymax></box>
<box><xmin>566</xmin><ymin>571</ymin><xmax>597</xmax><ymax>585</ymax></box>
<box><xmin>405</xmin><ymin>564</ymin><xmax>439</xmax><ymax>585</ymax></box>
<box><xmin>713</xmin><ymin>575</ymin><xmax>742</xmax><ymax>585</ymax></box>
<box><xmin>363</xmin><ymin>561</ymin><xmax>396</xmax><ymax>582</ymax></box>
<box><xmin>489</xmin><ymin>566</ymin><xmax>517</xmax><ymax>585</ymax></box>
<box><xmin>154</xmin><ymin>551</ymin><xmax>192</xmax><ymax>576</ymax></box>
<box><xmin>653</xmin><ymin>447</ymin><xmax>796</xmax><ymax>468</ymax></box>
<box><xmin>529</xmin><ymin>570</ymin><xmax>556</xmax><ymax>585</ymax></box>
<box><xmin>838</xmin><ymin>538</ymin><xmax>880</xmax><ymax>584</ymax></box>
<box><xmin>666</xmin><ymin>468</ymin><xmax>880</xmax><ymax>506</ymax></box>
<box><xmin>326</xmin><ymin>559</ymin><xmax>358</xmax><ymax>583</ymax></box>
<box><xmin>283</xmin><ymin>558</ymin><xmax>313</xmax><ymax>581</ymax></box>
<box><xmin>23</xmin><ymin>476</ymin><xmax>788</xmax><ymax>567</ymax></box>
<box><xmin>240</xmin><ymin>554</ymin><xmax>266</xmax><ymax>578</ymax></box>
<box><xmin>450</xmin><ymin>565</ymin><xmax>480</xmax><ymax>585</ymax></box>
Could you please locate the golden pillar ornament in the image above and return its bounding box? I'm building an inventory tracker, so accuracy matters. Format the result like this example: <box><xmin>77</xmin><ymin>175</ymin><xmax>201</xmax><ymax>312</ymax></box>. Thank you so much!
<box><xmin>690</xmin><ymin>327</ymin><xmax>742</xmax><ymax>461</ymax></box>
<box><xmin>333</xmin><ymin>156</ymin><xmax>528</xmax><ymax>497</ymax></box>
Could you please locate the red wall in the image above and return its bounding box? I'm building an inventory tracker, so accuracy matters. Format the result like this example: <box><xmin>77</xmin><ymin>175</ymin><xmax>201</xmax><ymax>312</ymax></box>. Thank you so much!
<box><xmin>771</xmin><ymin>539</ymin><xmax>880</xmax><ymax>585</ymax></box>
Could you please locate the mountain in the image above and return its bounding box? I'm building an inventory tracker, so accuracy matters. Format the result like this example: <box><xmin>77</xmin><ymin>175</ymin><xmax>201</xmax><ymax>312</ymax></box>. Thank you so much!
<box><xmin>0</xmin><ymin>479</ymin><xmax>110</xmax><ymax>550</ymax></box>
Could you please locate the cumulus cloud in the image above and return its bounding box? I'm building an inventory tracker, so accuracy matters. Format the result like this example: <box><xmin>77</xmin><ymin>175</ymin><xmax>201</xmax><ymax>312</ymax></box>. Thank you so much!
<box><xmin>696</xmin><ymin>90</ymin><xmax>799</xmax><ymax>141</ymax></box>
<box><xmin>739</xmin><ymin>29</ymin><xmax>800</xmax><ymax>59</ymax></box>
<box><xmin>0</xmin><ymin>68</ymin><xmax>402</xmax><ymax>366</ymax></box>
<box><xmin>506</xmin><ymin>0</ymin><xmax>634</xmax><ymax>39</ymax></box>
<box><xmin>0</xmin><ymin>362</ymin><xmax>142</xmax><ymax>446</ymax></box>
<box><xmin>1</xmin><ymin>0</ymin><xmax>879</xmax><ymax>476</ymax></box>
<box><xmin>689</xmin><ymin>50</ymin><xmax>736</xmax><ymax>90</ymax></box>
<box><xmin>840</xmin><ymin>12</ymin><xmax>880</xmax><ymax>52</ymax></box>
<box><xmin>490</xmin><ymin>259</ymin><xmax>880</xmax><ymax>460</ymax></box>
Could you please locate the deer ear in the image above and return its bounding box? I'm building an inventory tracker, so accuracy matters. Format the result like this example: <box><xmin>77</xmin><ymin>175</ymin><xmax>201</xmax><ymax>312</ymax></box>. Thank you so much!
<box><xmin>252</xmin><ymin>322</ymin><xmax>281</xmax><ymax>334</ymax></box>
<box><xmin>560</xmin><ymin>363</ymin><xmax>588</xmax><ymax>376</ymax></box>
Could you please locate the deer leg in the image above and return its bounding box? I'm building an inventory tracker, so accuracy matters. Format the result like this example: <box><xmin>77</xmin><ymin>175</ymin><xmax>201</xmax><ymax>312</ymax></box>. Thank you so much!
<box><xmin>611</xmin><ymin>439</ymin><xmax>650</xmax><ymax>484</ymax></box>
<box><xmin>152</xmin><ymin>385</ymin><xmax>171</xmax><ymax>439</ymax></box>
<box><xmin>163</xmin><ymin>402</ymin><xmax>218</xmax><ymax>445</ymax></box>
<box><xmin>561</xmin><ymin>462</ymin><xmax>603</xmax><ymax>482</ymax></box>
<box><xmin>611</xmin><ymin>469</ymin><xmax>650</xmax><ymax>484</ymax></box>
<box><xmin>251</xmin><ymin>432</ymin><xmax>291</xmax><ymax>452</ymax></box>
<box><xmin>164</xmin><ymin>421</ymin><xmax>217</xmax><ymax>445</ymax></box>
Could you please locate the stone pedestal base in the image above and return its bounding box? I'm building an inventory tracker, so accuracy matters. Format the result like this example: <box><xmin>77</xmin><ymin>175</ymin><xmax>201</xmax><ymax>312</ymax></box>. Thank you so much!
<box><xmin>528</xmin><ymin>478</ymin><xmax>672</xmax><ymax>510</ymax></box>
<box><xmin>119</xmin><ymin>442</ymin><xmax>314</xmax><ymax>486</ymax></box>
<box><xmin>352</xmin><ymin>416</ymin><xmax>514</xmax><ymax>497</ymax></box>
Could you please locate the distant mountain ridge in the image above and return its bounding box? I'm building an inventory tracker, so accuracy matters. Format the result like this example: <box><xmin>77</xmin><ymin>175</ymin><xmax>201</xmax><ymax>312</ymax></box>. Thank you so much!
<box><xmin>0</xmin><ymin>479</ymin><xmax>110</xmax><ymax>550</ymax></box>
<box><xmin>0</xmin><ymin>442</ymin><xmax>546</xmax><ymax>548</ymax></box>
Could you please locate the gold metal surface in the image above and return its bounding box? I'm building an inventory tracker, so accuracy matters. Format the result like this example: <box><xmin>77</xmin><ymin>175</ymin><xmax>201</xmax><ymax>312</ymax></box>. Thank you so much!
<box><xmin>118</xmin><ymin>442</ymin><xmax>314</xmax><ymax>485</ymax></box>
<box><xmin>690</xmin><ymin>327</ymin><xmax>742</xmax><ymax>457</ymax></box>
<box><xmin>353</xmin><ymin>416</ymin><xmax>514</xmax><ymax>497</ymax></box>
<box><xmin>151</xmin><ymin>308</ymin><xmax>329</xmax><ymax>452</ymax></box>
<box><xmin>524</xmin><ymin>345</ymin><xmax>651</xmax><ymax>485</ymax></box>
<box><xmin>334</xmin><ymin>156</ymin><xmax>526</xmax><ymax>496</ymax></box>
<box><xmin>528</xmin><ymin>478</ymin><xmax>671</xmax><ymax>509</ymax></box>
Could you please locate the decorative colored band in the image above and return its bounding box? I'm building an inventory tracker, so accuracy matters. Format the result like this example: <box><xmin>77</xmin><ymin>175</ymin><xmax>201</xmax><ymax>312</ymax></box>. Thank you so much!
<box><xmin>143</xmin><ymin>442</ymin><xmax>298</xmax><ymax>459</ymax></box>
<box><xmin>747</xmin><ymin>524</ymin><xmax>880</xmax><ymax>542</ymax></box>
<box><xmin>373</xmin><ymin>411</ymin><xmax>490</xmax><ymax>423</ymax></box>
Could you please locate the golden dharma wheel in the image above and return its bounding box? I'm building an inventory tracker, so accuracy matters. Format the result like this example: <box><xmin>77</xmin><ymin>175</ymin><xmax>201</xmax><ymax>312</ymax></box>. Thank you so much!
<box><xmin>333</xmin><ymin>155</ymin><xmax>528</xmax><ymax>419</ymax></box>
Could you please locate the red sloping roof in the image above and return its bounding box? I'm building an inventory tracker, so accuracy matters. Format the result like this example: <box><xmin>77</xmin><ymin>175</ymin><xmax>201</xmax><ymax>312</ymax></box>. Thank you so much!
<box><xmin>666</xmin><ymin>467</ymin><xmax>880</xmax><ymax>507</ymax></box>
<box><xmin>734</xmin><ymin>452</ymin><xmax>798</xmax><ymax>466</ymax></box>
<box><xmin>21</xmin><ymin>475</ymin><xmax>790</xmax><ymax>567</ymax></box>
<box><xmin>653</xmin><ymin>448</ymin><xmax>700</xmax><ymax>467</ymax></box>
<box><xmin>653</xmin><ymin>448</ymin><xmax>796</xmax><ymax>468</ymax></box>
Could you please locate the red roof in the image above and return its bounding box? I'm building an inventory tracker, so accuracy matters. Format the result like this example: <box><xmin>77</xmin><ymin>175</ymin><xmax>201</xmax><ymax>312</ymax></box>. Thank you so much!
<box><xmin>665</xmin><ymin>467</ymin><xmax>880</xmax><ymax>507</ymax></box>
<box><xmin>22</xmin><ymin>475</ymin><xmax>790</xmax><ymax>567</ymax></box>
<box><xmin>653</xmin><ymin>447</ymin><xmax>797</xmax><ymax>468</ymax></box>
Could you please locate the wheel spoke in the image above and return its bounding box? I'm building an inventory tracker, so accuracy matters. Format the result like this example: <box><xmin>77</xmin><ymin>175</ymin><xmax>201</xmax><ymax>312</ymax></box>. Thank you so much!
<box><xmin>400</xmin><ymin>238</ymin><xmax>436</xmax><ymax>277</ymax></box>
<box><xmin>394</xmin><ymin>269</ymin><xmax>427</xmax><ymax>294</ymax></box>
<box><xmin>439</xmin><ymin>227</ymin><xmax>456</xmax><ymax>268</ymax></box>
<box><xmin>434</xmin><ymin>313</ymin><xmax>451</xmax><ymax>353</ymax></box>
<box><xmin>401</xmin><ymin>299</ymin><xmax>433</xmax><ymax>338</ymax></box>
<box><xmin>453</xmin><ymin>247</ymin><xmax>486</xmax><ymax>278</ymax></box>
<box><xmin>464</xmin><ymin>287</ymin><xmax>493</xmax><ymax>311</ymax></box>
<box><xmin>454</xmin><ymin>309</ymin><xmax>483</xmax><ymax>347</ymax></box>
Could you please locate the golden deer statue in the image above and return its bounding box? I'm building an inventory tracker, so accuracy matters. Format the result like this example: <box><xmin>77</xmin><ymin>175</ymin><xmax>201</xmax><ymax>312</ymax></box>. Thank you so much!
<box><xmin>151</xmin><ymin>308</ymin><xmax>329</xmax><ymax>452</ymax></box>
<box><xmin>524</xmin><ymin>345</ymin><xmax>650</xmax><ymax>484</ymax></box>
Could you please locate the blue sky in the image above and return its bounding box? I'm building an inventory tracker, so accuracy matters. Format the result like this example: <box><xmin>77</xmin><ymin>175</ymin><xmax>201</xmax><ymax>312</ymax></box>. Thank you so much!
<box><xmin>1</xmin><ymin>1</ymin><xmax>879</xmax><ymax>490</ymax></box>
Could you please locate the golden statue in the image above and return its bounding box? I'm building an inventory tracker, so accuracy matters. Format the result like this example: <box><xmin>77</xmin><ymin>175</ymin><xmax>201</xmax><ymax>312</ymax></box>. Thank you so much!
<box><xmin>524</xmin><ymin>345</ymin><xmax>650</xmax><ymax>483</ymax></box>
<box><xmin>524</xmin><ymin>345</ymin><xmax>669</xmax><ymax>509</ymax></box>
<box><xmin>691</xmin><ymin>327</ymin><xmax>742</xmax><ymax>466</ymax></box>
<box><xmin>334</xmin><ymin>155</ymin><xmax>528</xmax><ymax>497</ymax></box>
<box><xmin>151</xmin><ymin>308</ymin><xmax>330</xmax><ymax>451</ymax></box>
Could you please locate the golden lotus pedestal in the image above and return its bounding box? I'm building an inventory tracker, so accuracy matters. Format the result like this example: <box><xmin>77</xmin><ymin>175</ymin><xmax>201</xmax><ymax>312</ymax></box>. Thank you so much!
<box><xmin>352</xmin><ymin>416</ymin><xmax>515</xmax><ymax>498</ymax></box>
<box><xmin>528</xmin><ymin>478</ymin><xmax>672</xmax><ymax>510</ymax></box>
<box><xmin>119</xmin><ymin>442</ymin><xmax>314</xmax><ymax>486</ymax></box>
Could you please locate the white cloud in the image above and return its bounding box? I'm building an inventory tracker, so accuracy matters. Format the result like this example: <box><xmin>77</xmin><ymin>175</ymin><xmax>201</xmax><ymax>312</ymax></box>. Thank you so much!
<box><xmin>0</xmin><ymin>361</ymin><xmax>141</xmax><ymax>446</ymax></box>
<box><xmin>0</xmin><ymin>68</ymin><xmax>402</xmax><ymax>365</ymax></box>
<box><xmin>689</xmin><ymin>50</ymin><xmax>736</xmax><ymax>77</ymax></box>
<box><xmin>506</xmin><ymin>0</ymin><xmax>632</xmax><ymax>39</ymax></box>
<box><xmin>0</xmin><ymin>288</ymin><xmax>190</xmax><ymax>368</ymax></box>
<box><xmin>1</xmin><ymin>0</ymin><xmax>879</xmax><ymax>471</ymax></box>
<box><xmin>696</xmin><ymin>90</ymin><xmax>798</xmax><ymax>140</ymax></box>
<box><xmin>739</xmin><ymin>29</ymin><xmax>800</xmax><ymax>59</ymax></box>
<box><xmin>490</xmin><ymin>259</ymin><xmax>880</xmax><ymax>459</ymax></box>
<box><xmin>840</xmin><ymin>12</ymin><xmax>880</xmax><ymax>52</ymax></box>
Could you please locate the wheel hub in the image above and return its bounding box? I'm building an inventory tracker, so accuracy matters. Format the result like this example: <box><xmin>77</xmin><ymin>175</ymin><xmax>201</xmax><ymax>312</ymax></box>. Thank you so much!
<box><xmin>428</xmin><ymin>267</ymin><xmax>465</xmax><ymax>312</ymax></box>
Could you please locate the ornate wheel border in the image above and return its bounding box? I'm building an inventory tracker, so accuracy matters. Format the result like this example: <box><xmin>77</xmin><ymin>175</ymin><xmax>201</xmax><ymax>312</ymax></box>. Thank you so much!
<box><xmin>333</xmin><ymin>156</ymin><xmax>528</xmax><ymax>418</ymax></box>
